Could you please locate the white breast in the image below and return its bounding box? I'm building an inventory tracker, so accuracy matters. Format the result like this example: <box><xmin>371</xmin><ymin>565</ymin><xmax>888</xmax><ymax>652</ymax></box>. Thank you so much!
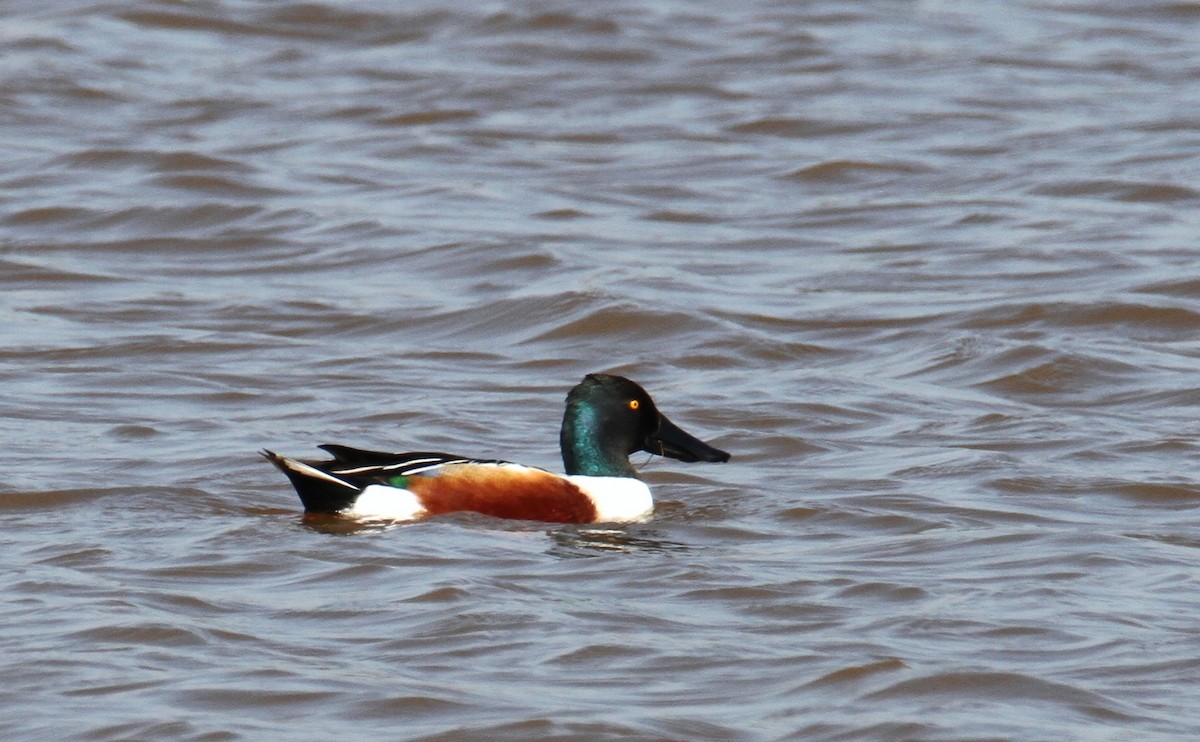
<box><xmin>567</xmin><ymin>476</ymin><xmax>654</xmax><ymax>523</ymax></box>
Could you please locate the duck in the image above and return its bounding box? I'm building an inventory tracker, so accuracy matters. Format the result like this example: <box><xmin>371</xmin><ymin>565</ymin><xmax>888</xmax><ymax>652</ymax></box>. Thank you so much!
<box><xmin>262</xmin><ymin>373</ymin><xmax>730</xmax><ymax>524</ymax></box>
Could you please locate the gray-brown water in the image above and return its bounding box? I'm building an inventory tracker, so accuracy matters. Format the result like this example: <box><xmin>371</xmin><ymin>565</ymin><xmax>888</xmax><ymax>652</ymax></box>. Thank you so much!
<box><xmin>3</xmin><ymin>1</ymin><xmax>1200</xmax><ymax>739</ymax></box>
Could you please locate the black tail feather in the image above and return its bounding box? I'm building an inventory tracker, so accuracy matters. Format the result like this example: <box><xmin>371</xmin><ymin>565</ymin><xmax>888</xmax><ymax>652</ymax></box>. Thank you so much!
<box><xmin>317</xmin><ymin>444</ymin><xmax>403</xmax><ymax>465</ymax></box>
<box><xmin>261</xmin><ymin>450</ymin><xmax>361</xmax><ymax>513</ymax></box>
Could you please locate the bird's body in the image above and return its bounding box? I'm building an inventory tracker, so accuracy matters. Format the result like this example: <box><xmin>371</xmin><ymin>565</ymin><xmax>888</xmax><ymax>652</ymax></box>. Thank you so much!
<box><xmin>263</xmin><ymin>374</ymin><xmax>729</xmax><ymax>524</ymax></box>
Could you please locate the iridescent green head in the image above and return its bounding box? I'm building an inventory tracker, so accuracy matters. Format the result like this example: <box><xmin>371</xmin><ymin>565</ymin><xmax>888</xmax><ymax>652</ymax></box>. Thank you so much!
<box><xmin>559</xmin><ymin>373</ymin><xmax>730</xmax><ymax>478</ymax></box>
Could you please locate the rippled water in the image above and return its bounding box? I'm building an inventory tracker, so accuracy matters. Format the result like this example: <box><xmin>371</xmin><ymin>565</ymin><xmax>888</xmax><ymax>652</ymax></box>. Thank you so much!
<box><xmin>4</xmin><ymin>1</ymin><xmax>1200</xmax><ymax>739</ymax></box>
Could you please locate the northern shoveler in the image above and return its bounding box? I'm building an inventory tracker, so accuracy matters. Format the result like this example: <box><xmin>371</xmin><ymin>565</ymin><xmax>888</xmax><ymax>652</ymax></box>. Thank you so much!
<box><xmin>262</xmin><ymin>373</ymin><xmax>730</xmax><ymax>524</ymax></box>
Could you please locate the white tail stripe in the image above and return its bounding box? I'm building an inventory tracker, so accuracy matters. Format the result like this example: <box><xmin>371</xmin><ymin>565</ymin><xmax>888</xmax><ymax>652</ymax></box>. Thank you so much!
<box><xmin>333</xmin><ymin>458</ymin><xmax>475</xmax><ymax>476</ymax></box>
<box><xmin>283</xmin><ymin>457</ymin><xmax>358</xmax><ymax>490</ymax></box>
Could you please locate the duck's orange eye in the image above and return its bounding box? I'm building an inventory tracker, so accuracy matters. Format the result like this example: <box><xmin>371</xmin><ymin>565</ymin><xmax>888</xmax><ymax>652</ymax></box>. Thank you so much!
<box><xmin>629</xmin><ymin>399</ymin><xmax>640</xmax><ymax>410</ymax></box>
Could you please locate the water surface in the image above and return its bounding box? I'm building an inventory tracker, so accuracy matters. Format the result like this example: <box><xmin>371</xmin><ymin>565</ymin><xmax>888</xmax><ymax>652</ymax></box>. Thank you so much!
<box><xmin>3</xmin><ymin>1</ymin><xmax>1200</xmax><ymax>740</ymax></box>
